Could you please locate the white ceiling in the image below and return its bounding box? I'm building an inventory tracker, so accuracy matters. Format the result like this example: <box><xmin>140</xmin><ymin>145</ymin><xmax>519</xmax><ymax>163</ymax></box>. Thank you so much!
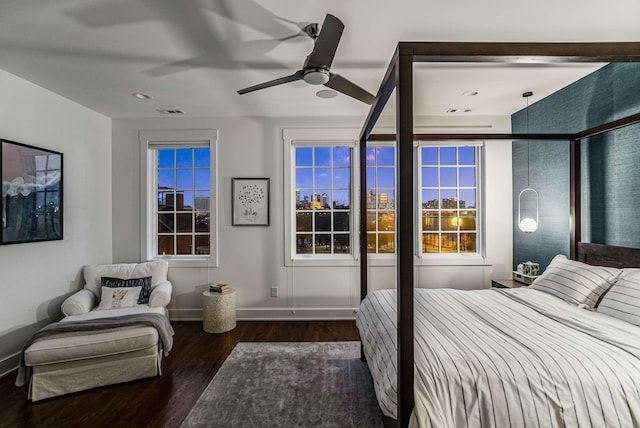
<box><xmin>0</xmin><ymin>0</ymin><xmax>638</xmax><ymax>119</ymax></box>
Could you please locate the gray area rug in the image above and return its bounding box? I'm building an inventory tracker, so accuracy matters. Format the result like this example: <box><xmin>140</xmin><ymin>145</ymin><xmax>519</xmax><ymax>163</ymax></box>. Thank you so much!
<box><xmin>181</xmin><ymin>342</ymin><xmax>384</xmax><ymax>428</ymax></box>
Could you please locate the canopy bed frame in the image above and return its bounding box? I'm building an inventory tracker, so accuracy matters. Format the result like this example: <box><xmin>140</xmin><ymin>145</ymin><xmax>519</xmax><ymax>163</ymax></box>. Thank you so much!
<box><xmin>357</xmin><ymin>42</ymin><xmax>640</xmax><ymax>427</ymax></box>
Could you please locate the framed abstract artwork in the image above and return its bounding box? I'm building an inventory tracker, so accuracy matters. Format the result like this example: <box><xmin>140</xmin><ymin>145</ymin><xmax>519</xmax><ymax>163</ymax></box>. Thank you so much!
<box><xmin>1</xmin><ymin>139</ymin><xmax>63</xmax><ymax>244</ymax></box>
<box><xmin>232</xmin><ymin>178</ymin><xmax>269</xmax><ymax>226</ymax></box>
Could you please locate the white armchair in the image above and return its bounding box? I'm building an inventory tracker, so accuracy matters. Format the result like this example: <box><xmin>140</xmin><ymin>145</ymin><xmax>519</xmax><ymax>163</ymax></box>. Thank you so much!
<box><xmin>22</xmin><ymin>261</ymin><xmax>173</xmax><ymax>401</ymax></box>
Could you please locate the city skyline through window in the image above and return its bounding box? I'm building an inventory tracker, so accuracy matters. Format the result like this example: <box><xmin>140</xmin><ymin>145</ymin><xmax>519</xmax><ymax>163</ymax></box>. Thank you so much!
<box><xmin>366</xmin><ymin>146</ymin><xmax>395</xmax><ymax>254</ymax></box>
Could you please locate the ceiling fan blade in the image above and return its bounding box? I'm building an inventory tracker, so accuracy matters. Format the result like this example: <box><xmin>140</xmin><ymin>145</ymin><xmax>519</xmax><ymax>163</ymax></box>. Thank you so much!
<box><xmin>238</xmin><ymin>70</ymin><xmax>304</xmax><ymax>94</ymax></box>
<box><xmin>325</xmin><ymin>73</ymin><xmax>375</xmax><ymax>104</ymax></box>
<box><xmin>306</xmin><ymin>14</ymin><xmax>344</xmax><ymax>69</ymax></box>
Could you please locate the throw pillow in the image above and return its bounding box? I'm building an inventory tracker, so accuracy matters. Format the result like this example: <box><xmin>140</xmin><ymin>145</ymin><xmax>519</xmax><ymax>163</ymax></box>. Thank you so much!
<box><xmin>101</xmin><ymin>276</ymin><xmax>152</xmax><ymax>304</ymax></box>
<box><xmin>97</xmin><ymin>286</ymin><xmax>141</xmax><ymax>310</ymax></box>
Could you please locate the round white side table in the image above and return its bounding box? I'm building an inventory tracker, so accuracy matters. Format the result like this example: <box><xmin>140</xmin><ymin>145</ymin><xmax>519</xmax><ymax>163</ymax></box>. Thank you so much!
<box><xmin>202</xmin><ymin>288</ymin><xmax>237</xmax><ymax>333</ymax></box>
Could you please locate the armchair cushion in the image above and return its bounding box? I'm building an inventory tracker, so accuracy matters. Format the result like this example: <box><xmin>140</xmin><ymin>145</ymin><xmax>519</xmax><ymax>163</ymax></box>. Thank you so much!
<box><xmin>149</xmin><ymin>281</ymin><xmax>172</xmax><ymax>308</ymax></box>
<box><xmin>61</xmin><ymin>289</ymin><xmax>96</xmax><ymax>316</ymax></box>
<box><xmin>83</xmin><ymin>261</ymin><xmax>168</xmax><ymax>299</ymax></box>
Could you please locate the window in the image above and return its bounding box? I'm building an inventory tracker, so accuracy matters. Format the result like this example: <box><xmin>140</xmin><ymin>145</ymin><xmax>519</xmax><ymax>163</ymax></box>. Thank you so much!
<box><xmin>419</xmin><ymin>145</ymin><xmax>479</xmax><ymax>254</ymax></box>
<box><xmin>294</xmin><ymin>146</ymin><xmax>352</xmax><ymax>255</ymax></box>
<box><xmin>156</xmin><ymin>147</ymin><xmax>211</xmax><ymax>256</ymax></box>
<box><xmin>139</xmin><ymin>130</ymin><xmax>218</xmax><ymax>267</ymax></box>
<box><xmin>366</xmin><ymin>145</ymin><xmax>396</xmax><ymax>254</ymax></box>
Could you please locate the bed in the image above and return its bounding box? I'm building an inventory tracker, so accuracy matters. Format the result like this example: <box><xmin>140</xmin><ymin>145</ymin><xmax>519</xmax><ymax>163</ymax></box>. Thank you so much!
<box><xmin>356</xmin><ymin>42</ymin><xmax>640</xmax><ymax>427</ymax></box>
<box><xmin>358</xmin><ymin>266</ymin><xmax>640</xmax><ymax>427</ymax></box>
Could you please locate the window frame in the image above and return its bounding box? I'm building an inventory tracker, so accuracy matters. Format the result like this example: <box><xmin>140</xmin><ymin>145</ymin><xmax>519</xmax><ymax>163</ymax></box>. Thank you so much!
<box><xmin>139</xmin><ymin>129</ymin><xmax>218</xmax><ymax>268</ymax></box>
<box><xmin>283</xmin><ymin>128</ymin><xmax>360</xmax><ymax>267</ymax></box>
<box><xmin>415</xmin><ymin>141</ymin><xmax>485</xmax><ymax>265</ymax></box>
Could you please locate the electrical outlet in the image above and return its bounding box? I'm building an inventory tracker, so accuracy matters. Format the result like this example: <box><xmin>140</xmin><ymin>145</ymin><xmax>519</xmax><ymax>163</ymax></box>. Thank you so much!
<box><xmin>270</xmin><ymin>287</ymin><xmax>278</xmax><ymax>297</ymax></box>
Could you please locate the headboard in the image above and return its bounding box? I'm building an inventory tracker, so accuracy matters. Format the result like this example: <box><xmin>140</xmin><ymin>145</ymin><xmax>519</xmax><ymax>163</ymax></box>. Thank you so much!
<box><xmin>577</xmin><ymin>242</ymin><xmax>640</xmax><ymax>268</ymax></box>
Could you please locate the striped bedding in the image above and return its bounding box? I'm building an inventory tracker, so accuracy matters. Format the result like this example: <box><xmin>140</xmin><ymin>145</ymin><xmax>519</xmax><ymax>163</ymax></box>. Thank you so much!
<box><xmin>356</xmin><ymin>287</ymin><xmax>640</xmax><ymax>428</ymax></box>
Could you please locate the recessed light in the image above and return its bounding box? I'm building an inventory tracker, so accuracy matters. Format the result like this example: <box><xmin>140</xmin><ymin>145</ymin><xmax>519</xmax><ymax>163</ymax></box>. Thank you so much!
<box><xmin>316</xmin><ymin>89</ymin><xmax>338</xmax><ymax>99</ymax></box>
<box><xmin>157</xmin><ymin>109</ymin><xmax>186</xmax><ymax>115</ymax></box>
<box><xmin>446</xmin><ymin>108</ymin><xmax>458</xmax><ymax>113</ymax></box>
<box><xmin>462</xmin><ymin>91</ymin><xmax>478</xmax><ymax>97</ymax></box>
<box><xmin>132</xmin><ymin>92</ymin><xmax>152</xmax><ymax>100</ymax></box>
<box><xmin>464</xmin><ymin>109</ymin><xmax>472</xmax><ymax>113</ymax></box>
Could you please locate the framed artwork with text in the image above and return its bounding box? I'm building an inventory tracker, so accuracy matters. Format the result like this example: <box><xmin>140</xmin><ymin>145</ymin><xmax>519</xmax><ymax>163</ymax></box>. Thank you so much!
<box><xmin>232</xmin><ymin>177</ymin><xmax>269</xmax><ymax>226</ymax></box>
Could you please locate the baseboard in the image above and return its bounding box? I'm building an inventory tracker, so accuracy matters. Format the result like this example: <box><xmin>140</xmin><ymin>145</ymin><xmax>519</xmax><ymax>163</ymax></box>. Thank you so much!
<box><xmin>168</xmin><ymin>307</ymin><xmax>358</xmax><ymax>321</ymax></box>
<box><xmin>0</xmin><ymin>352</ymin><xmax>20</xmax><ymax>379</ymax></box>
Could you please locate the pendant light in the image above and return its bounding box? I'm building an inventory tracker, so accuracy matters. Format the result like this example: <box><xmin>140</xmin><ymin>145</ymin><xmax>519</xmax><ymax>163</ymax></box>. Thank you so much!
<box><xmin>518</xmin><ymin>91</ymin><xmax>539</xmax><ymax>233</ymax></box>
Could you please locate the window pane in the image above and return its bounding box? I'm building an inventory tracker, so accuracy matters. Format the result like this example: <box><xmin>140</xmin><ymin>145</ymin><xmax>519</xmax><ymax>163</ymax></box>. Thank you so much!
<box><xmin>367</xmin><ymin>212</ymin><xmax>376</xmax><ymax>231</ymax></box>
<box><xmin>194</xmin><ymin>192</ymin><xmax>210</xmax><ymax>211</ymax></box>
<box><xmin>377</xmin><ymin>168</ymin><xmax>394</xmax><ymax>188</ymax></box>
<box><xmin>378</xmin><ymin>234</ymin><xmax>395</xmax><ymax>253</ymax></box>
<box><xmin>333</xmin><ymin>234</ymin><xmax>350</xmax><ymax>253</ymax></box>
<box><xmin>366</xmin><ymin>147</ymin><xmax>375</xmax><ymax>166</ymax></box>
<box><xmin>296</xmin><ymin>147</ymin><xmax>313</xmax><ymax>166</ymax></box>
<box><xmin>158</xmin><ymin>149</ymin><xmax>174</xmax><ymax>168</ymax></box>
<box><xmin>194</xmin><ymin>148</ymin><xmax>210</xmax><ymax>167</ymax></box>
<box><xmin>158</xmin><ymin>170</ymin><xmax>174</xmax><ymax>189</ymax></box>
<box><xmin>176</xmin><ymin>235</ymin><xmax>192</xmax><ymax>254</ymax></box>
<box><xmin>333</xmin><ymin>147</ymin><xmax>350</xmax><ymax>166</ymax></box>
<box><xmin>378</xmin><ymin>212</ymin><xmax>395</xmax><ymax>231</ymax></box>
<box><xmin>195</xmin><ymin>235</ymin><xmax>210</xmax><ymax>254</ymax></box>
<box><xmin>440</xmin><ymin>167</ymin><xmax>456</xmax><ymax>187</ymax></box>
<box><xmin>422</xmin><ymin>190</ymin><xmax>439</xmax><ymax>208</ymax></box>
<box><xmin>366</xmin><ymin>167</ymin><xmax>375</xmax><ymax>187</ymax></box>
<box><xmin>296</xmin><ymin>212</ymin><xmax>312</xmax><ymax>231</ymax></box>
<box><xmin>333</xmin><ymin>168</ymin><xmax>350</xmax><ymax>188</ymax></box>
<box><xmin>176</xmin><ymin>213</ymin><xmax>193</xmax><ymax>233</ymax></box>
<box><xmin>377</xmin><ymin>190</ymin><xmax>393</xmax><ymax>209</ymax></box>
<box><xmin>441</xmin><ymin>233</ymin><xmax>458</xmax><ymax>253</ymax></box>
<box><xmin>315</xmin><ymin>234</ymin><xmax>331</xmax><ymax>253</ymax></box>
<box><xmin>296</xmin><ymin>234</ymin><xmax>312</xmax><ymax>253</ymax></box>
<box><xmin>440</xmin><ymin>147</ymin><xmax>456</xmax><ymax>165</ymax></box>
<box><xmin>441</xmin><ymin>189</ymin><xmax>457</xmax><ymax>208</ymax></box>
<box><xmin>179</xmin><ymin>191</ymin><xmax>193</xmax><ymax>211</ymax></box>
<box><xmin>461</xmin><ymin>233</ymin><xmax>476</xmax><ymax>252</ymax></box>
<box><xmin>459</xmin><ymin>147</ymin><xmax>475</xmax><ymax>165</ymax></box>
<box><xmin>441</xmin><ymin>211</ymin><xmax>458</xmax><ymax>231</ymax></box>
<box><xmin>158</xmin><ymin>235</ymin><xmax>174</xmax><ymax>255</ymax></box>
<box><xmin>422</xmin><ymin>211</ymin><xmax>439</xmax><ymax>231</ymax></box>
<box><xmin>422</xmin><ymin>167</ymin><xmax>438</xmax><ymax>187</ymax></box>
<box><xmin>460</xmin><ymin>211</ymin><xmax>476</xmax><ymax>231</ymax></box>
<box><xmin>459</xmin><ymin>167</ymin><xmax>475</xmax><ymax>187</ymax></box>
<box><xmin>158</xmin><ymin>214</ymin><xmax>174</xmax><ymax>233</ymax></box>
<box><xmin>367</xmin><ymin>233</ymin><xmax>377</xmax><ymax>253</ymax></box>
<box><xmin>170</xmin><ymin>192</ymin><xmax>187</xmax><ymax>210</ymax></box>
<box><xmin>296</xmin><ymin>190</ymin><xmax>313</xmax><ymax>210</ymax></box>
<box><xmin>315</xmin><ymin>212</ymin><xmax>331</xmax><ymax>231</ymax></box>
<box><xmin>195</xmin><ymin>169</ymin><xmax>210</xmax><ymax>189</ymax></box>
<box><xmin>158</xmin><ymin>191</ymin><xmax>174</xmax><ymax>211</ymax></box>
<box><xmin>315</xmin><ymin>191</ymin><xmax>331</xmax><ymax>209</ymax></box>
<box><xmin>376</xmin><ymin>147</ymin><xmax>394</xmax><ymax>165</ymax></box>
<box><xmin>459</xmin><ymin>189</ymin><xmax>476</xmax><ymax>208</ymax></box>
<box><xmin>314</xmin><ymin>168</ymin><xmax>331</xmax><ymax>188</ymax></box>
<box><xmin>195</xmin><ymin>212</ymin><xmax>209</xmax><ymax>232</ymax></box>
<box><xmin>176</xmin><ymin>170</ymin><xmax>192</xmax><ymax>189</ymax></box>
<box><xmin>422</xmin><ymin>234</ymin><xmax>439</xmax><ymax>253</ymax></box>
<box><xmin>333</xmin><ymin>212</ymin><xmax>349</xmax><ymax>231</ymax></box>
<box><xmin>333</xmin><ymin>190</ymin><xmax>350</xmax><ymax>209</ymax></box>
<box><xmin>314</xmin><ymin>147</ymin><xmax>331</xmax><ymax>166</ymax></box>
<box><xmin>422</xmin><ymin>147</ymin><xmax>437</xmax><ymax>165</ymax></box>
<box><xmin>296</xmin><ymin>168</ymin><xmax>312</xmax><ymax>188</ymax></box>
<box><xmin>176</xmin><ymin>149</ymin><xmax>192</xmax><ymax>168</ymax></box>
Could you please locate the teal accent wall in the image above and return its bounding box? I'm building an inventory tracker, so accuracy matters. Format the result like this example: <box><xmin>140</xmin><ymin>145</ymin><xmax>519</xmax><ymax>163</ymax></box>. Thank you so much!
<box><xmin>512</xmin><ymin>63</ymin><xmax>640</xmax><ymax>270</ymax></box>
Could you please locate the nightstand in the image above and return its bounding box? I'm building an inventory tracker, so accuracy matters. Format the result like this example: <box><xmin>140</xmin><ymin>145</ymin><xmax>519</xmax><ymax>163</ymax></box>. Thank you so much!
<box><xmin>491</xmin><ymin>279</ymin><xmax>527</xmax><ymax>289</ymax></box>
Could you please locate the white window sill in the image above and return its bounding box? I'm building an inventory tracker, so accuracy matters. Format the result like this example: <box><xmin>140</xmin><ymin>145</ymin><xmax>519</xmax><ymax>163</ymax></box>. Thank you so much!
<box><xmin>286</xmin><ymin>255</ymin><xmax>357</xmax><ymax>267</ymax></box>
<box><xmin>150</xmin><ymin>256</ymin><xmax>218</xmax><ymax>268</ymax></box>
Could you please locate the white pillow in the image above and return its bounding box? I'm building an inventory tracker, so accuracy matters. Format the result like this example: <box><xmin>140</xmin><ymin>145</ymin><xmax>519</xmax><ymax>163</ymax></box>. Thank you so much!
<box><xmin>97</xmin><ymin>286</ymin><xmax>142</xmax><ymax>311</ymax></box>
<box><xmin>598</xmin><ymin>269</ymin><xmax>640</xmax><ymax>326</ymax></box>
<box><xmin>530</xmin><ymin>255</ymin><xmax>621</xmax><ymax>308</ymax></box>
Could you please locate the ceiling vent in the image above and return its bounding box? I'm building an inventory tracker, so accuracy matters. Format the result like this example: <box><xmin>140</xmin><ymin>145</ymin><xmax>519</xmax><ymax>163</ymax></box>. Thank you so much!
<box><xmin>157</xmin><ymin>109</ymin><xmax>186</xmax><ymax>115</ymax></box>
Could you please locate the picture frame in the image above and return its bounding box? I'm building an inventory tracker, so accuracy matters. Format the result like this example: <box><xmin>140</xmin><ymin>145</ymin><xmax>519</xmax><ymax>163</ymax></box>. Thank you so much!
<box><xmin>1</xmin><ymin>138</ymin><xmax>63</xmax><ymax>244</ymax></box>
<box><xmin>232</xmin><ymin>178</ymin><xmax>269</xmax><ymax>226</ymax></box>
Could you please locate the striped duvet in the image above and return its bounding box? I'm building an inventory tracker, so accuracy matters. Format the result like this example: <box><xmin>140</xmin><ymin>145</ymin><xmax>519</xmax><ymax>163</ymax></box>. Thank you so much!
<box><xmin>356</xmin><ymin>287</ymin><xmax>640</xmax><ymax>428</ymax></box>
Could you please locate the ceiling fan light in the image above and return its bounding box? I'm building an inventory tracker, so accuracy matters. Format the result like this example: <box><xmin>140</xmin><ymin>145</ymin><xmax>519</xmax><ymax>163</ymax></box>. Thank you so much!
<box><xmin>303</xmin><ymin>69</ymin><xmax>330</xmax><ymax>85</ymax></box>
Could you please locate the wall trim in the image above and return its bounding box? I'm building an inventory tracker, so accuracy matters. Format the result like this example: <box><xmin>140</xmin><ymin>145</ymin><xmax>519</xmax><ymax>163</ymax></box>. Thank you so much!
<box><xmin>0</xmin><ymin>352</ymin><xmax>20</xmax><ymax>379</ymax></box>
<box><xmin>169</xmin><ymin>307</ymin><xmax>358</xmax><ymax>321</ymax></box>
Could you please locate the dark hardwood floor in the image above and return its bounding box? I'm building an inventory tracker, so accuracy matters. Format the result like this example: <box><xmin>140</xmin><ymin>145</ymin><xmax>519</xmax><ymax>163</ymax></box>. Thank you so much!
<box><xmin>0</xmin><ymin>320</ymin><xmax>360</xmax><ymax>428</ymax></box>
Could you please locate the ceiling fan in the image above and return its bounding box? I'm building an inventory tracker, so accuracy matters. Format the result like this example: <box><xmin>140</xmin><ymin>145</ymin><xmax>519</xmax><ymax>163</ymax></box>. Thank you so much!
<box><xmin>237</xmin><ymin>14</ymin><xmax>375</xmax><ymax>105</ymax></box>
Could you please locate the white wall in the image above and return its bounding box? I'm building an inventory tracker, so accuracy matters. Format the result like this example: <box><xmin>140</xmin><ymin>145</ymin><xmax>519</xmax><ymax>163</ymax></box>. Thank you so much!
<box><xmin>112</xmin><ymin>115</ymin><xmax>512</xmax><ymax>321</ymax></box>
<box><xmin>0</xmin><ymin>70</ymin><xmax>112</xmax><ymax>377</ymax></box>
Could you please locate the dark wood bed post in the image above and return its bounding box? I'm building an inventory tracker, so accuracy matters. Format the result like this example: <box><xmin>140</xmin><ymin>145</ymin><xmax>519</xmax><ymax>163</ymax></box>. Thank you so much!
<box><xmin>570</xmin><ymin>138</ymin><xmax>581</xmax><ymax>260</ymax></box>
<box><xmin>359</xmin><ymin>132</ymin><xmax>368</xmax><ymax>362</ymax></box>
<box><xmin>396</xmin><ymin>47</ymin><xmax>415</xmax><ymax>428</ymax></box>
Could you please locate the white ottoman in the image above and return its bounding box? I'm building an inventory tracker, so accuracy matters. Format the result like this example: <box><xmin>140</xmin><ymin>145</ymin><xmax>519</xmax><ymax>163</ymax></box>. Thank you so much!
<box><xmin>202</xmin><ymin>289</ymin><xmax>237</xmax><ymax>333</ymax></box>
